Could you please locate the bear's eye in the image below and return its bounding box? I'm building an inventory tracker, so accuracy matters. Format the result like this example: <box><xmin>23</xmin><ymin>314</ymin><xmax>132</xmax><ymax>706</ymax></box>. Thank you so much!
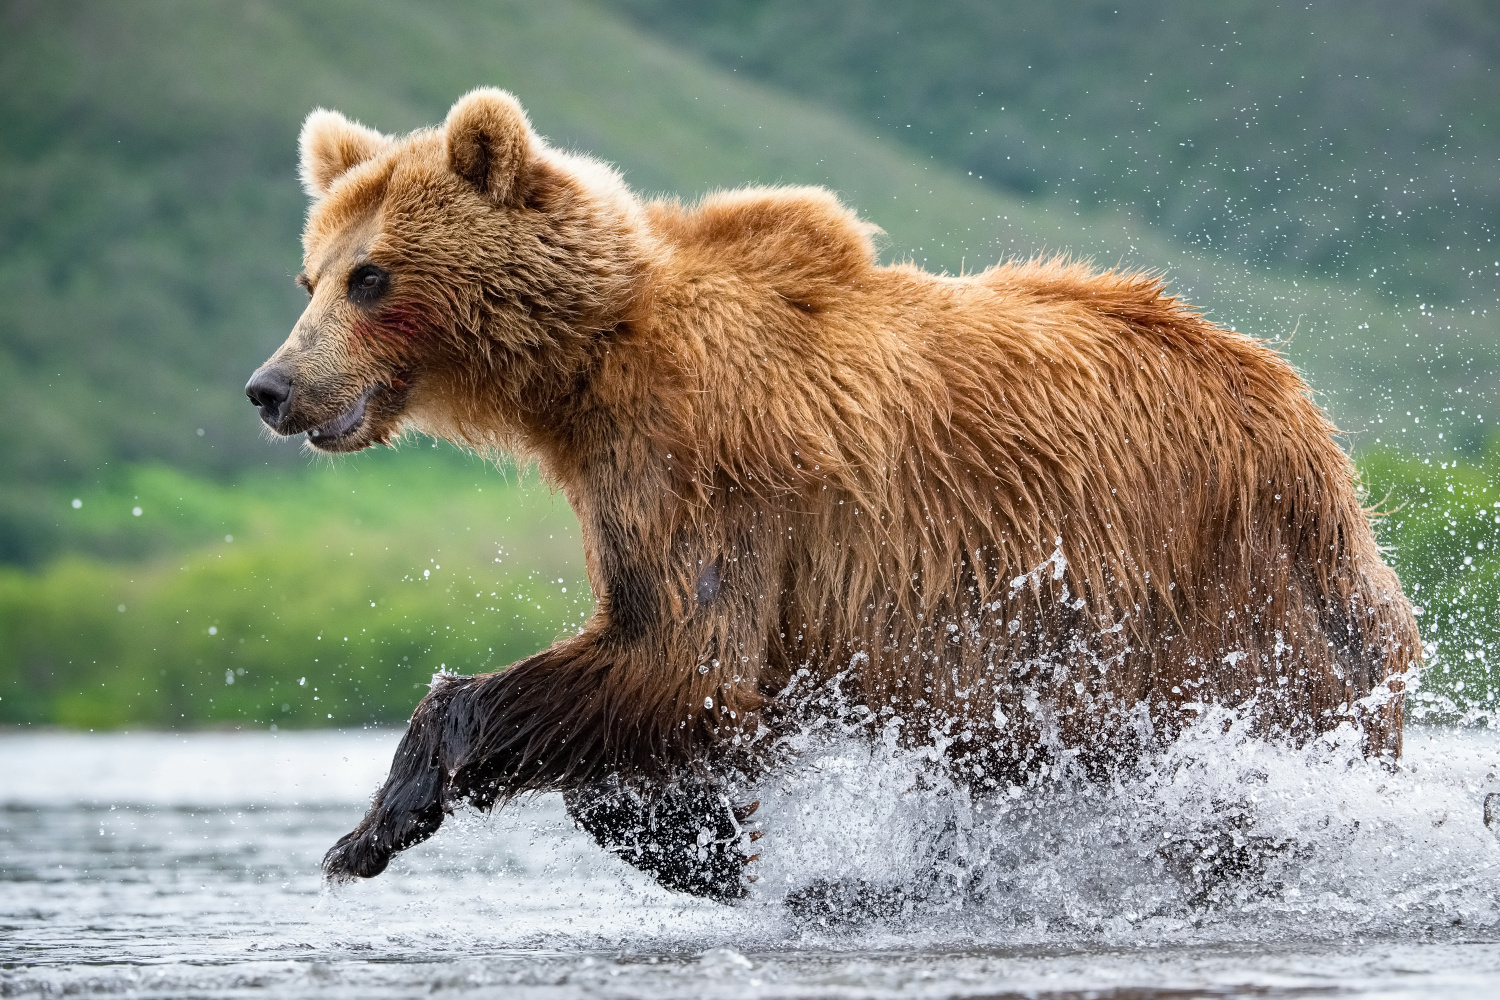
<box><xmin>347</xmin><ymin>264</ymin><xmax>390</xmax><ymax>305</ymax></box>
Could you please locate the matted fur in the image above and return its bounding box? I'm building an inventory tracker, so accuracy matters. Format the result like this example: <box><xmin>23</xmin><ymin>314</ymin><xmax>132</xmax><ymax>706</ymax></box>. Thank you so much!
<box><xmin>250</xmin><ymin>90</ymin><xmax>1420</xmax><ymax>891</ymax></box>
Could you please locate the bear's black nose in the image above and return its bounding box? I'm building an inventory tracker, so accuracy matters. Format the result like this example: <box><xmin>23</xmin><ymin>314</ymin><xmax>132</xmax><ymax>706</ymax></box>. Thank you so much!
<box><xmin>245</xmin><ymin>366</ymin><xmax>294</xmax><ymax>429</ymax></box>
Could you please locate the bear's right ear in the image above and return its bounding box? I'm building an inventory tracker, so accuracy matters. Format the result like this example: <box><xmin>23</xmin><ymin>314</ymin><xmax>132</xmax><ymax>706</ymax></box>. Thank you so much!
<box><xmin>299</xmin><ymin>109</ymin><xmax>391</xmax><ymax>198</ymax></box>
<box><xmin>444</xmin><ymin>88</ymin><xmax>533</xmax><ymax>206</ymax></box>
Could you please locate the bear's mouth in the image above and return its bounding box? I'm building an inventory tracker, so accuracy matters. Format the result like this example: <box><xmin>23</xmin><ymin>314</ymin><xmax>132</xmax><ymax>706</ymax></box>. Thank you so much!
<box><xmin>306</xmin><ymin>386</ymin><xmax>378</xmax><ymax>448</ymax></box>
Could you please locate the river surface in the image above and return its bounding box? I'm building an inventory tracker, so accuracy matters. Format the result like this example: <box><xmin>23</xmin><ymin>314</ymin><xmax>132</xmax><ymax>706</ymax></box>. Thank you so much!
<box><xmin>2</xmin><ymin>724</ymin><xmax>1499</xmax><ymax>998</ymax></box>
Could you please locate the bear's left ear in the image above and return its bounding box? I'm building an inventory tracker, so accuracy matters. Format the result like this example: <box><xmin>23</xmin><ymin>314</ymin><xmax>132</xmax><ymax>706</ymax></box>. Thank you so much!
<box><xmin>444</xmin><ymin>88</ymin><xmax>533</xmax><ymax>206</ymax></box>
<box><xmin>299</xmin><ymin>109</ymin><xmax>392</xmax><ymax>198</ymax></box>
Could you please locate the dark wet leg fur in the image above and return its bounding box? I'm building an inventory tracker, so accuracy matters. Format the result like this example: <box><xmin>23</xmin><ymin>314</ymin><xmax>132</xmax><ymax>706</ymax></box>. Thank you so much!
<box><xmin>324</xmin><ymin>677</ymin><xmax>475</xmax><ymax>881</ymax></box>
<box><xmin>563</xmin><ymin>772</ymin><xmax>758</xmax><ymax>901</ymax></box>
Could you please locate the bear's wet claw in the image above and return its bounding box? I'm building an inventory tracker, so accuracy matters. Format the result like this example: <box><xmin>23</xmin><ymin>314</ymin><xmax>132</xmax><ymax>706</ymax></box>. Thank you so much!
<box><xmin>322</xmin><ymin>828</ymin><xmax>393</xmax><ymax>882</ymax></box>
<box><xmin>322</xmin><ymin>743</ymin><xmax>448</xmax><ymax>884</ymax></box>
<box><xmin>322</xmin><ymin>796</ymin><xmax>445</xmax><ymax>882</ymax></box>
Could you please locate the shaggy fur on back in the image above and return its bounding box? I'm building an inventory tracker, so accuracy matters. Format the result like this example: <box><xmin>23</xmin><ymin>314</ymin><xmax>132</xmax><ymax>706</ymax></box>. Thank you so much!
<box><xmin>251</xmin><ymin>90</ymin><xmax>1420</xmax><ymax>894</ymax></box>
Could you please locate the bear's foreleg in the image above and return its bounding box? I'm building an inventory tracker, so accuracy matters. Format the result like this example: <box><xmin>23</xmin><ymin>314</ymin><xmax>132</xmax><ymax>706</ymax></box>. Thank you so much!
<box><xmin>322</xmin><ymin>673</ymin><xmax>471</xmax><ymax>880</ymax></box>
<box><xmin>323</xmin><ymin>631</ymin><xmax>740</xmax><ymax>883</ymax></box>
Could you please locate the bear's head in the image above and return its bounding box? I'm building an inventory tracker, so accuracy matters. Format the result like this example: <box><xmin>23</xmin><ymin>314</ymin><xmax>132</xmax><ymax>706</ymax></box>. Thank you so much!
<box><xmin>246</xmin><ymin>89</ymin><xmax>643</xmax><ymax>454</ymax></box>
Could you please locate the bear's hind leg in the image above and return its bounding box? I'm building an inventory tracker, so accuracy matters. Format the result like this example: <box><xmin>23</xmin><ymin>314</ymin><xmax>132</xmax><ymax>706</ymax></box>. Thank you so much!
<box><xmin>563</xmin><ymin>772</ymin><xmax>758</xmax><ymax>901</ymax></box>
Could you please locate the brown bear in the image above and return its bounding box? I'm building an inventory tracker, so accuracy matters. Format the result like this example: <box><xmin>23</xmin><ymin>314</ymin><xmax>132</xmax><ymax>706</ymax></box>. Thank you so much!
<box><xmin>246</xmin><ymin>89</ymin><xmax>1420</xmax><ymax>901</ymax></box>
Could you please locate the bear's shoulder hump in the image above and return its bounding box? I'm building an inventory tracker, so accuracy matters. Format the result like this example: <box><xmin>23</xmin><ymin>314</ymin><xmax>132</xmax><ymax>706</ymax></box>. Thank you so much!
<box><xmin>659</xmin><ymin>186</ymin><xmax>881</xmax><ymax>288</ymax></box>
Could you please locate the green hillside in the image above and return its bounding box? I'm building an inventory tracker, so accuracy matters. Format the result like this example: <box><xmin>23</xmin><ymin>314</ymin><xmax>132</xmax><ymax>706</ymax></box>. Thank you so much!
<box><xmin>616</xmin><ymin>0</ymin><xmax>1500</xmax><ymax>302</ymax></box>
<box><xmin>3</xmin><ymin>0</ymin><xmax>1496</xmax><ymax>562</ymax></box>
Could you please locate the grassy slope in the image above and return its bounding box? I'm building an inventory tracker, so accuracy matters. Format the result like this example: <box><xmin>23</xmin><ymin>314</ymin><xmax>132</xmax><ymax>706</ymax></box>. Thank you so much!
<box><xmin>0</xmin><ymin>448</ymin><xmax>591</xmax><ymax>728</ymax></box>
<box><xmin>1361</xmin><ymin>446</ymin><xmax>1500</xmax><ymax>717</ymax></box>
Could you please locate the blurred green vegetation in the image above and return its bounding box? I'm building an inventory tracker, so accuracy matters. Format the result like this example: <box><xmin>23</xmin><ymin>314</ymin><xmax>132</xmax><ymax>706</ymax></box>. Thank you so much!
<box><xmin>0</xmin><ymin>1</ymin><xmax>1496</xmax><ymax>726</ymax></box>
<box><xmin>1362</xmin><ymin>446</ymin><xmax>1500</xmax><ymax>716</ymax></box>
<box><xmin>0</xmin><ymin>448</ymin><xmax>590</xmax><ymax>728</ymax></box>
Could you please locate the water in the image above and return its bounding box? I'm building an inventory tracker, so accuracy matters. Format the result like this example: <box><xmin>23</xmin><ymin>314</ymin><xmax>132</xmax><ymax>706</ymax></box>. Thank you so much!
<box><xmin>2</xmin><ymin>723</ymin><xmax>1498</xmax><ymax>998</ymax></box>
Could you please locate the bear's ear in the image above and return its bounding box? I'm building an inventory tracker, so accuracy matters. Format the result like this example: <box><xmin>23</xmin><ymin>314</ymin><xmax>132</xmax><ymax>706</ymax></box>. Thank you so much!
<box><xmin>443</xmin><ymin>88</ymin><xmax>533</xmax><ymax>206</ymax></box>
<box><xmin>299</xmin><ymin>109</ymin><xmax>391</xmax><ymax>198</ymax></box>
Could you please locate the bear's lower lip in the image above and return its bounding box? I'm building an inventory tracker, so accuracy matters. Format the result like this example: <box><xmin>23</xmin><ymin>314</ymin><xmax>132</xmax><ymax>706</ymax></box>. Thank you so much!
<box><xmin>307</xmin><ymin>388</ymin><xmax>374</xmax><ymax>443</ymax></box>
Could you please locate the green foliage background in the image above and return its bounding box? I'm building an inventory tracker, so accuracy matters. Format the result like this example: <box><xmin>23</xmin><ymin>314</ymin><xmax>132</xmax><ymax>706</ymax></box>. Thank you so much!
<box><xmin>1</xmin><ymin>1</ymin><xmax>1496</xmax><ymax>727</ymax></box>
<box><xmin>0</xmin><ymin>449</ymin><xmax>590</xmax><ymax>728</ymax></box>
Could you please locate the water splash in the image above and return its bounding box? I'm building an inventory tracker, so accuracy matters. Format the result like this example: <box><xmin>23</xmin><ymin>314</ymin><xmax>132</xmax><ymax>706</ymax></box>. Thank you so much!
<box><xmin>746</xmin><ymin>713</ymin><xmax>1500</xmax><ymax>947</ymax></box>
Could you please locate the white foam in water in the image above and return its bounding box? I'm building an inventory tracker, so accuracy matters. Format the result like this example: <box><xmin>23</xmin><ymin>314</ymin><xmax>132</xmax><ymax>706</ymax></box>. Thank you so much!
<box><xmin>751</xmin><ymin>715</ymin><xmax>1500</xmax><ymax>946</ymax></box>
<box><xmin>1</xmin><ymin>722</ymin><xmax>1498</xmax><ymax>998</ymax></box>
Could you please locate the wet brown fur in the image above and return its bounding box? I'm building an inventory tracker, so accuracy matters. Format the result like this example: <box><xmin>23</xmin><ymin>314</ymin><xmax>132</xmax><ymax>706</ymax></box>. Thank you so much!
<box><xmin>256</xmin><ymin>90</ymin><xmax>1420</xmax><ymax>887</ymax></box>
